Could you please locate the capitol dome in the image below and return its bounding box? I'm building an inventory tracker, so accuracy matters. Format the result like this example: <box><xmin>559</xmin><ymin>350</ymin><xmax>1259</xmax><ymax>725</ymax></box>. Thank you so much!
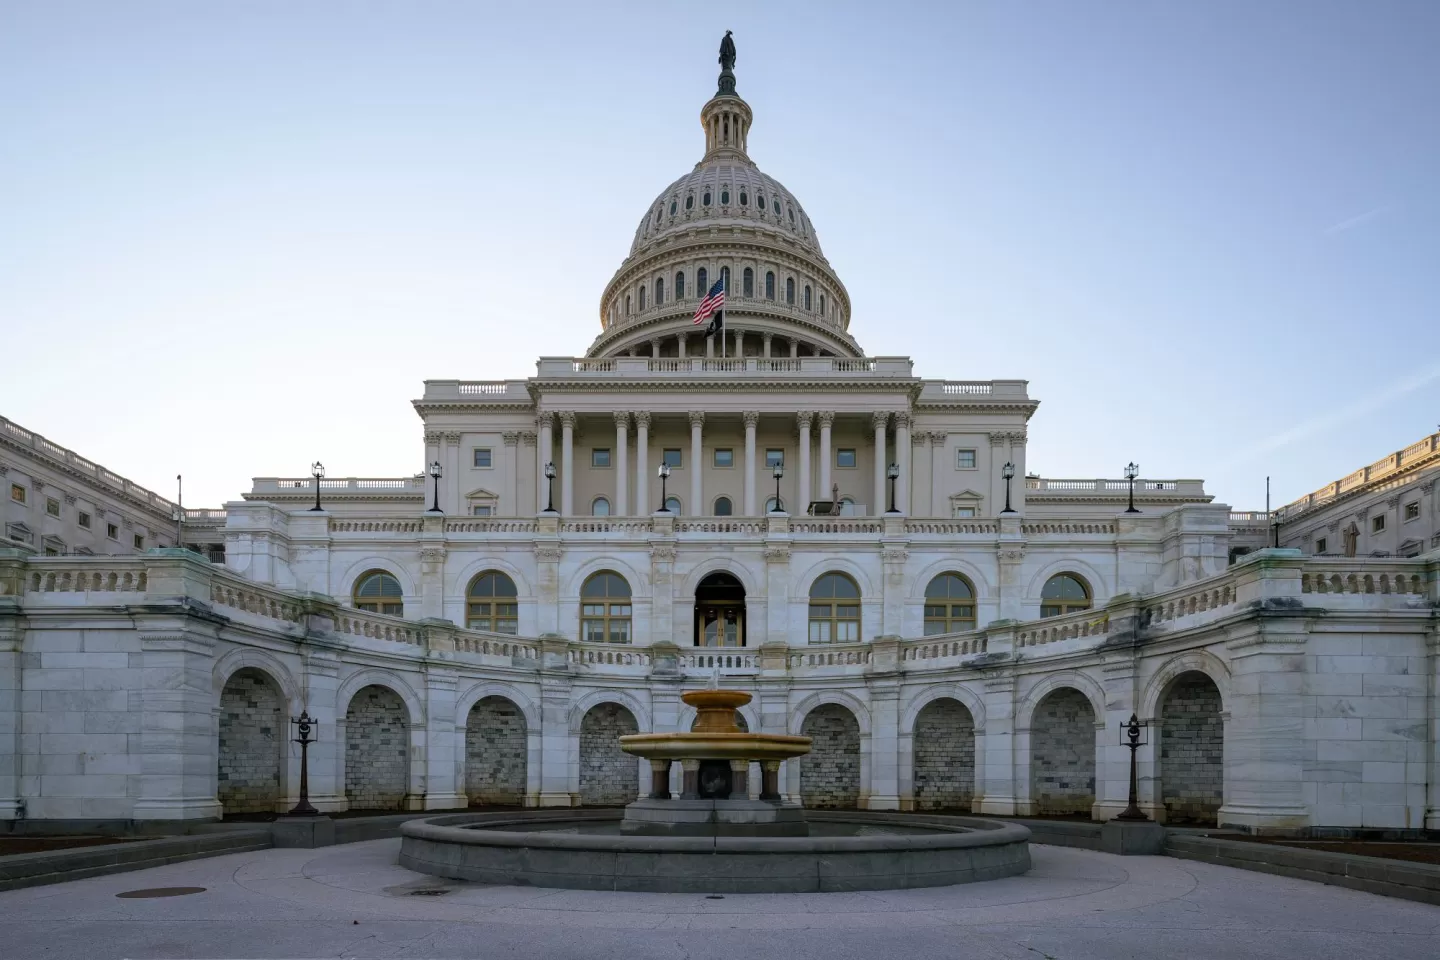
<box><xmin>591</xmin><ymin>41</ymin><xmax>857</xmax><ymax>360</ymax></box>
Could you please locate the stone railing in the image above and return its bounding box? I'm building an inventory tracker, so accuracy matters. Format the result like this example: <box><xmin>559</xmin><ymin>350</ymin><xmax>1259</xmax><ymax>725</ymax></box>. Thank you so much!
<box><xmin>681</xmin><ymin>651</ymin><xmax>759</xmax><ymax>673</ymax></box>
<box><xmin>529</xmin><ymin>355</ymin><xmax>915</xmax><ymax>379</ymax></box>
<box><xmin>900</xmin><ymin>632</ymin><xmax>989</xmax><ymax>662</ymax></box>
<box><xmin>915</xmin><ymin>380</ymin><xmax>1030</xmax><ymax>402</ymax></box>
<box><xmin>559</xmin><ymin>519</ymin><xmax>655</xmax><ymax>536</ymax></box>
<box><xmin>330</xmin><ymin>519</ymin><xmax>423</xmax><ymax>534</ymax></box>
<box><xmin>568</xmin><ymin>643</ymin><xmax>650</xmax><ymax>668</ymax></box>
<box><xmin>1022</xmin><ymin>521</ymin><xmax>1116</xmax><ymax>535</ymax></box>
<box><xmin>22</xmin><ymin>558</ymin><xmax>150</xmax><ymax>595</ymax></box>
<box><xmin>453</xmin><ymin>632</ymin><xmax>539</xmax><ymax>659</ymax></box>
<box><xmin>1141</xmin><ymin>572</ymin><xmax>1238</xmax><ymax>626</ymax></box>
<box><xmin>445</xmin><ymin>519</ymin><xmax>541</xmax><ymax>534</ymax></box>
<box><xmin>1299</xmin><ymin>561</ymin><xmax>1427</xmax><ymax>597</ymax></box>
<box><xmin>1015</xmin><ymin>608</ymin><xmax>1111</xmax><ymax>648</ymax></box>
<box><xmin>1024</xmin><ymin>477</ymin><xmax>1207</xmax><ymax>497</ymax></box>
<box><xmin>904</xmin><ymin>520</ymin><xmax>998</xmax><ymax>535</ymax></box>
<box><xmin>249</xmin><ymin>476</ymin><xmax>426</xmax><ymax>496</ymax></box>
<box><xmin>1277</xmin><ymin>431</ymin><xmax>1439</xmax><ymax>521</ymax></box>
<box><xmin>332</xmin><ymin>608</ymin><xmax>424</xmax><ymax>646</ymax></box>
<box><xmin>416</xmin><ymin>380</ymin><xmax>532</xmax><ymax>402</ymax></box>
<box><xmin>790</xmin><ymin>517</ymin><xmax>883</xmax><ymax>534</ymax></box>
<box><xmin>209</xmin><ymin>569</ymin><xmax>305</xmax><ymax>624</ymax></box>
<box><xmin>787</xmin><ymin>644</ymin><xmax>871</xmax><ymax>669</ymax></box>
<box><xmin>674</xmin><ymin>518</ymin><xmax>767</xmax><ymax>535</ymax></box>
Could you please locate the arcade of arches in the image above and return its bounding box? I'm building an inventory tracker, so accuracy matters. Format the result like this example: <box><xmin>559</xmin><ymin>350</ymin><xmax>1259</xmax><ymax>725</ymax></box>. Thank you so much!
<box><xmin>799</xmin><ymin>704</ymin><xmax>861</xmax><ymax>809</ymax></box>
<box><xmin>912</xmin><ymin>698</ymin><xmax>976</xmax><ymax>811</ymax></box>
<box><xmin>579</xmin><ymin>702</ymin><xmax>640</xmax><ymax>805</ymax></box>
<box><xmin>344</xmin><ymin>685</ymin><xmax>410</xmax><ymax>810</ymax></box>
<box><xmin>217</xmin><ymin>668</ymin><xmax>283</xmax><ymax>815</ymax></box>
<box><xmin>1031</xmin><ymin>688</ymin><xmax>1097</xmax><ymax>816</ymax></box>
<box><xmin>464</xmin><ymin>696</ymin><xmax>528</xmax><ymax>806</ymax></box>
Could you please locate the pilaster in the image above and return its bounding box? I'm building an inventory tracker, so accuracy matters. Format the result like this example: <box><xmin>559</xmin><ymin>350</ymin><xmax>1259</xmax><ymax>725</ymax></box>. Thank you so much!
<box><xmin>418</xmin><ymin>514</ymin><xmax>446</xmax><ymax>621</ymax></box>
<box><xmin>976</xmin><ymin>669</ymin><xmax>1019</xmax><ymax>815</ymax></box>
<box><xmin>534</xmin><ymin>514</ymin><xmax>561</xmax><ymax>637</ymax></box>
<box><xmin>132</xmin><ymin>618</ymin><xmax>223</xmax><ymax>822</ymax></box>
<box><xmin>420</xmin><ymin>664</ymin><xmax>465</xmax><ymax>810</ymax></box>
<box><xmin>995</xmin><ymin>515</ymin><xmax>1026</xmax><ymax>623</ymax></box>
<box><xmin>651</xmin><ymin>515</ymin><xmax>677</xmax><ymax>645</ymax></box>
<box><xmin>880</xmin><ymin>518</ymin><xmax>908</xmax><ymax>636</ymax></box>
<box><xmin>537</xmin><ymin>636</ymin><xmax>575</xmax><ymax>806</ymax></box>
<box><xmin>865</xmin><ymin>637</ymin><xmax>901</xmax><ymax>810</ymax></box>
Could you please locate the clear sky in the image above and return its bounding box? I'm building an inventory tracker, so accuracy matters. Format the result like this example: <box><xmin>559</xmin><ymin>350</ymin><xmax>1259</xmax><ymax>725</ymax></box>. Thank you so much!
<box><xmin>3</xmin><ymin>1</ymin><xmax>1437</xmax><ymax>511</ymax></box>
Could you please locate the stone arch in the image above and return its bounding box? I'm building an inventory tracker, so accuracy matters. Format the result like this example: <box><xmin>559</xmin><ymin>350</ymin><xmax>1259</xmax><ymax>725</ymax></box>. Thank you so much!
<box><xmin>1029</xmin><ymin>686</ymin><xmax>1097</xmax><ymax>816</ymax></box>
<box><xmin>790</xmin><ymin>690</ymin><xmax>871</xmax><ymax>736</ymax></box>
<box><xmin>1157</xmin><ymin>671</ymin><xmax>1225</xmax><ymax>824</ymax></box>
<box><xmin>680</xmin><ymin>557</ymin><xmax>762</xmax><ymax>597</ymax></box>
<box><xmin>907</xmin><ymin>557</ymin><xmax>994</xmax><ymax>600</ymax></box>
<box><xmin>446</xmin><ymin>556</ymin><xmax>533</xmax><ymax>601</ymax></box>
<box><xmin>337</xmin><ymin>555</ymin><xmax>416</xmax><ymax>601</ymax></box>
<box><xmin>343</xmin><ymin>684</ymin><xmax>411</xmax><ymax>810</ymax></box>
<box><xmin>1140</xmin><ymin>651</ymin><xmax>1231</xmax><ymax>720</ymax></box>
<box><xmin>577</xmin><ymin>702</ymin><xmax>641</xmax><ymax>805</ymax></box>
<box><xmin>212</xmin><ymin>648</ymin><xmax>301</xmax><ymax>713</ymax></box>
<box><xmin>568</xmin><ymin>689</ymin><xmax>650</xmax><ymax>734</ymax></box>
<box><xmin>335</xmin><ymin>669</ymin><xmax>425</xmax><ymax>727</ymax></box>
<box><xmin>564</xmin><ymin>556</ymin><xmax>647</xmax><ymax>601</ymax></box>
<box><xmin>1024</xmin><ymin>558</ymin><xmax>1108</xmax><ymax>607</ymax></box>
<box><xmin>464</xmin><ymin>695</ymin><xmax>528</xmax><ymax>806</ymax></box>
<box><xmin>788</xmin><ymin>555</ymin><xmax>877</xmax><ymax>601</ymax></box>
<box><xmin>799</xmin><ymin>703</ymin><xmax>861</xmax><ymax>809</ymax></box>
<box><xmin>1016</xmin><ymin>671</ymin><xmax>1107</xmax><ymax>731</ymax></box>
<box><xmin>902</xmin><ymin>684</ymin><xmax>986</xmax><ymax>734</ymax></box>
<box><xmin>911</xmin><ymin>697</ymin><xmax>977</xmax><ymax>811</ymax></box>
<box><xmin>454</xmin><ymin>680</ymin><xmax>540</xmax><ymax>731</ymax></box>
<box><xmin>217</xmin><ymin>667</ymin><xmax>285</xmax><ymax>815</ymax></box>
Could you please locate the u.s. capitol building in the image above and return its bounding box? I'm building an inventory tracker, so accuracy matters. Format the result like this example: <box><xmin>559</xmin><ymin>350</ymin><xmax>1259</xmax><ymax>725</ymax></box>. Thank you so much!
<box><xmin>2</xmin><ymin>42</ymin><xmax>1437</xmax><ymax>834</ymax></box>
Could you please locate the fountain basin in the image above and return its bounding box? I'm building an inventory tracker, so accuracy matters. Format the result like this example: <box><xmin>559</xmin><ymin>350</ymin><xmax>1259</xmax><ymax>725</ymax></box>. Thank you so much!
<box><xmin>618</xmin><ymin>732</ymin><xmax>812</xmax><ymax>762</ymax></box>
<box><xmin>398</xmin><ymin>811</ymin><xmax>1032</xmax><ymax>893</ymax></box>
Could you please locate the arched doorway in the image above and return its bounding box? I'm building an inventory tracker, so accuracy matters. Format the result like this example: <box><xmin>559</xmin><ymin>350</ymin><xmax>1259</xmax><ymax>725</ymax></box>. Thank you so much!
<box><xmin>1030</xmin><ymin>688</ymin><xmax>1096</xmax><ymax>816</ymax></box>
<box><xmin>1159</xmin><ymin>672</ymin><xmax>1224</xmax><ymax>824</ymax></box>
<box><xmin>217</xmin><ymin>668</ymin><xmax>284</xmax><ymax>815</ymax></box>
<box><xmin>799</xmin><ymin>704</ymin><xmax>861</xmax><ymax>809</ymax></box>
<box><xmin>344</xmin><ymin>684</ymin><xmax>410</xmax><ymax>810</ymax></box>
<box><xmin>695</xmin><ymin>571</ymin><xmax>745</xmax><ymax>647</ymax></box>
<box><xmin>912</xmin><ymin>698</ymin><xmax>976</xmax><ymax>811</ymax></box>
<box><xmin>578</xmin><ymin>703</ymin><xmax>640</xmax><ymax>805</ymax></box>
<box><xmin>465</xmin><ymin>696</ymin><xmax>527</xmax><ymax>806</ymax></box>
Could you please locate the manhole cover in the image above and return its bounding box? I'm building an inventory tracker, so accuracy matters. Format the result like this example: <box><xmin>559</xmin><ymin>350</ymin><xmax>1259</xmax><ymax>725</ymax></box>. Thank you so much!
<box><xmin>115</xmin><ymin>887</ymin><xmax>207</xmax><ymax>899</ymax></box>
<box><xmin>408</xmin><ymin>889</ymin><xmax>451</xmax><ymax>897</ymax></box>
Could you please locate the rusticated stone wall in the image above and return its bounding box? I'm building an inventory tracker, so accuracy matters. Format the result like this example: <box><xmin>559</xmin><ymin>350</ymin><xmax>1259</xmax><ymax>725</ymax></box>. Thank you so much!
<box><xmin>912</xmin><ymin>697</ymin><xmax>976</xmax><ymax>811</ymax></box>
<box><xmin>800</xmin><ymin>704</ymin><xmax>861</xmax><ymax>809</ymax></box>
<box><xmin>578</xmin><ymin>703</ymin><xmax>639</xmax><ymax>805</ymax></box>
<box><xmin>465</xmin><ymin>696</ymin><xmax>528</xmax><ymax>805</ymax></box>
<box><xmin>217</xmin><ymin>668</ymin><xmax>282</xmax><ymax>814</ymax></box>
<box><xmin>1031</xmin><ymin>688</ymin><xmax>1095</xmax><ymax>816</ymax></box>
<box><xmin>344</xmin><ymin>684</ymin><xmax>409</xmax><ymax>810</ymax></box>
<box><xmin>1160</xmin><ymin>672</ymin><xmax>1224</xmax><ymax>823</ymax></box>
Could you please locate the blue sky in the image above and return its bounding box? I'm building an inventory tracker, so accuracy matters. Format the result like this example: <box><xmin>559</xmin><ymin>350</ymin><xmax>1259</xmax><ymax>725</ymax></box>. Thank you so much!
<box><xmin>2</xmin><ymin>1</ymin><xmax>1437</xmax><ymax>510</ymax></box>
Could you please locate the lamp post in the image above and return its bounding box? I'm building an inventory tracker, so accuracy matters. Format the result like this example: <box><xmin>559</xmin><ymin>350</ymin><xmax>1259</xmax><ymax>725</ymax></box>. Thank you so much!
<box><xmin>1115</xmin><ymin>713</ymin><xmax>1151</xmax><ymax>821</ymax></box>
<box><xmin>1000</xmin><ymin>461</ymin><xmax>1016</xmax><ymax>514</ymax></box>
<box><xmin>886</xmin><ymin>462</ymin><xmax>900</xmax><ymax>513</ymax></box>
<box><xmin>1271</xmin><ymin>511</ymin><xmax>1282</xmax><ymax>549</ymax></box>
<box><xmin>288</xmin><ymin>710</ymin><xmax>319</xmax><ymax>816</ymax></box>
<box><xmin>1124</xmin><ymin>461</ymin><xmax>1140</xmax><ymax>514</ymax></box>
<box><xmin>308</xmin><ymin>461</ymin><xmax>325</xmax><ymax>512</ymax></box>
<box><xmin>771</xmin><ymin>461</ymin><xmax>784</xmax><ymax>512</ymax></box>
<box><xmin>657</xmin><ymin>463</ymin><xmax>671</xmax><ymax>512</ymax></box>
<box><xmin>543</xmin><ymin>462</ymin><xmax>556</xmax><ymax>513</ymax></box>
<box><xmin>427</xmin><ymin>460</ymin><xmax>443</xmax><ymax>513</ymax></box>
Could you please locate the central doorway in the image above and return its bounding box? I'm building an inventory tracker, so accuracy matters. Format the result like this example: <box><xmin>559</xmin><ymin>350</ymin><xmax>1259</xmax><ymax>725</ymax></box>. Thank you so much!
<box><xmin>695</xmin><ymin>572</ymin><xmax>745</xmax><ymax>647</ymax></box>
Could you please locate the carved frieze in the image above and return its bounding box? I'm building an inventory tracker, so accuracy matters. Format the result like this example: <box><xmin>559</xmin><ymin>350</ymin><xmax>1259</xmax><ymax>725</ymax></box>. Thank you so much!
<box><xmin>502</xmin><ymin>431</ymin><xmax>519</xmax><ymax>446</ymax></box>
<box><xmin>534</xmin><ymin>543</ymin><xmax>561</xmax><ymax>563</ymax></box>
<box><xmin>997</xmin><ymin>547</ymin><xmax>1025</xmax><ymax>564</ymax></box>
<box><xmin>763</xmin><ymin>543</ymin><xmax>791</xmax><ymax>563</ymax></box>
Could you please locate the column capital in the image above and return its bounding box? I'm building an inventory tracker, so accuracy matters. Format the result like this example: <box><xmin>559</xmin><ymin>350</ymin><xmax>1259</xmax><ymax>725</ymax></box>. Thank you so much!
<box><xmin>762</xmin><ymin>331</ymin><xmax>773</xmax><ymax>343</ymax></box>
<box><xmin>688</xmin><ymin>410</ymin><xmax>706</xmax><ymax>428</ymax></box>
<box><xmin>988</xmin><ymin>431</ymin><xmax>1007</xmax><ymax>446</ymax></box>
<box><xmin>1007</xmin><ymin>430</ymin><xmax>1026</xmax><ymax>443</ymax></box>
<box><xmin>894</xmin><ymin>411</ymin><xmax>912</xmax><ymax>429</ymax></box>
<box><xmin>502</xmin><ymin>431</ymin><xmax>520</xmax><ymax>446</ymax></box>
<box><xmin>742</xmin><ymin>411</ymin><xmax>760</xmax><ymax>429</ymax></box>
<box><xmin>929</xmin><ymin>431</ymin><xmax>946</xmax><ymax>447</ymax></box>
<box><xmin>520</xmin><ymin>431</ymin><xmax>537</xmax><ymax>447</ymax></box>
<box><xmin>911</xmin><ymin>429</ymin><xmax>928</xmax><ymax>446</ymax></box>
<box><xmin>536</xmin><ymin>411</ymin><xmax>554</xmax><ymax>430</ymax></box>
<box><xmin>613</xmin><ymin>411</ymin><xmax>631</xmax><ymax>429</ymax></box>
<box><xmin>871</xmin><ymin>411</ymin><xmax>890</xmax><ymax>430</ymax></box>
<box><xmin>424</xmin><ymin>431</ymin><xmax>442</xmax><ymax>444</ymax></box>
<box><xmin>634</xmin><ymin>410</ymin><xmax>651</xmax><ymax>429</ymax></box>
<box><xmin>796</xmin><ymin>411</ymin><xmax>813</xmax><ymax>430</ymax></box>
<box><xmin>558</xmin><ymin>411</ymin><xmax>577</xmax><ymax>429</ymax></box>
<box><xmin>443</xmin><ymin>431</ymin><xmax>462</xmax><ymax>444</ymax></box>
<box><xmin>817</xmin><ymin>411</ymin><xmax>835</xmax><ymax>428</ymax></box>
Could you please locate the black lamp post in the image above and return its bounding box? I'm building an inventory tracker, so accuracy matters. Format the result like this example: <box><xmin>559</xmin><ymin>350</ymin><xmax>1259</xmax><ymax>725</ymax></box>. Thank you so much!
<box><xmin>1271</xmin><ymin>511</ymin><xmax>1282</xmax><ymax>549</ymax></box>
<box><xmin>543</xmin><ymin>462</ymin><xmax>556</xmax><ymax>513</ymax></box>
<box><xmin>288</xmin><ymin>710</ymin><xmax>319</xmax><ymax>816</ymax></box>
<box><xmin>1000</xmin><ymin>461</ymin><xmax>1016</xmax><ymax>514</ymax></box>
<box><xmin>1115</xmin><ymin>713</ymin><xmax>1151</xmax><ymax>821</ymax></box>
<box><xmin>886</xmin><ymin>461</ymin><xmax>900</xmax><ymax>513</ymax></box>
<box><xmin>308</xmin><ymin>461</ymin><xmax>325</xmax><ymax>512</ymax></box>
<box><xmin>772</xmin><ymin>461</ymin><xmax>784</xmax><ymax>512</ymax></box>
<box><xmin>657</xmin><ymin>463</ymin><xmax>671</xmax><ymax>512</ymax></box>
<box><xmin>1124</xmin><ymin>461</ymin><xmax>1140</xmax><ymax>514</ymax></box>
<box><xmin>427</xmin><ymin>459</ymin><xmax>443</xmax><ymax>513</ymax></box>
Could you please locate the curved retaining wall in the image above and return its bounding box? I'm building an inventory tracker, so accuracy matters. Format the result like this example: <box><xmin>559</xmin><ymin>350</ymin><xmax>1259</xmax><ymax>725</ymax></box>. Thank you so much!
<box><xmin>398</xmin><ymin>810</ymin><xmax>1031</xmax><ymax>893</ymax></box>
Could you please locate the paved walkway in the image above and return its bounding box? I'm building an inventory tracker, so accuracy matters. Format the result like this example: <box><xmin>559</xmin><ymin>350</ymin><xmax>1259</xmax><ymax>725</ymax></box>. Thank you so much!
<box><xmin>1</xmin><ymin>839</ymin><xmax>1436</xmax><ymax>959</ymax></box>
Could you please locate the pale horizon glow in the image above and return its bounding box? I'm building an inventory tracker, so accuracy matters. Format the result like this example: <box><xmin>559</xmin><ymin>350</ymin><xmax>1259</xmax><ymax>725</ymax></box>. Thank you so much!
<box><xmin>2</xmin><ymin>1</ymin><xmax>1438</xmax><ymax>511</ymax></box>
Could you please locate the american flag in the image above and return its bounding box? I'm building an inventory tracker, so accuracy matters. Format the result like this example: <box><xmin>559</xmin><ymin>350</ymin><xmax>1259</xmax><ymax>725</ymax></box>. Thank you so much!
<box><xmin>692</xmin><ymin>277</ymin><xmax>726</xmax><ymax>326</ymax></box>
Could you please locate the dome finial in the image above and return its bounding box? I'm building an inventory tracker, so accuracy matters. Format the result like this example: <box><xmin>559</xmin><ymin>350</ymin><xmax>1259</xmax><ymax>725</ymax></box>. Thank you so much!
<box><xmin>717</xmin><ymin>30</ymin><xmax>737</xmax><ymax>95</ymax></box>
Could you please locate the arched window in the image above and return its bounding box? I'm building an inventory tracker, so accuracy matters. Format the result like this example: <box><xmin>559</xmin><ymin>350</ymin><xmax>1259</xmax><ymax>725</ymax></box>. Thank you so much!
<box><xmin>765</xmin><ymin>271</ymin><xmax>775</xmax><ymax>300</ymax></box>
<box><xmin>624</xmin><ymin>295</ymin><xmax>631</xmax><ymax>315</ymax></box>
<box><xmin>581</xmin><ymin>571</ymin><xmax>632</xmax><ymax>644</ymax></box>
<box><xmin>788</xmin><ymin>206</ymin><xmax>796</xmax><ymax>225</ymax></box>
<box><xmin>669</xmin><ymin>200</ymin><xmax>677</xmax><ymax>216</ymax></box>
<box><xmin>713</xmin><ymin>496</ymin><xmax>733</xmax><ymax>516</ymax></box>
<box><xmin>675</xmin><ymin>271</ymin><xmax>685</xmax><ymax>299</ymax></box>
<box><xmin>697</xmin><ymin>267</ymin><xmax>708</xmax><ymax>294</ymax></box>
<box><xmin>703</xmin><ymin>190</ymin><xmax>711</xmax><ymax>206</ymax></box>
<box><xmin>924</xmin><ymin>574</ymin><xmax>976</xmax><ymax>635</ymax></box>
<box><xmin>820</xmin><ymin>293</ymin><xmax>826</xmax><ymax>316</ymax></box>
<box><xmin>467</xmin><ymin>571</ymin><xmax>518</xmax><ymax>634</ymax></box>
<box><xmin>786</xmin><ymin>278</ymin><xmax>796</xmax><ymax>305</ymax></box>
<box><xmin>809</xmin><ymin>573</ymin><xmax>860</xmax><ymax>644</ymax></box>
<box><xmin>638</xmin><ymin>285</ymin><xmax>647</xmax><ymax>310</ymax></box>
<box><xmin>1041</xmin><ymin>574</ymin><xmax>1091</xmax><ymax>618</ymax></box>
<box><xmin>739</xmin><ymin>190</ymin><xmax>748</xmax><ymax>206</ymax></box>
<box><xmin>720</xmin><ymin>188</ymin><xmax>729</xmax><ymax>205</ymax></box>
<box><xmin>592</xmin><ymin>497</ymin><xmax>611</xmax><ymax>517</ymax></box>
<box><xmin>757</xmin><ymin>193</ymin><xmax>766</xmax><ymax>210</ymax></box>
<box><xmin>804</xmin><ymin>285</ymin><xmax>812</xmax><ymax>310</ymax></box>
<box><xmin>654</xmin><ymin>277</ymin><xmax>664</xmax><ymax>305</ymax></box>
<box><xmin>685</xmin><ymin>195</ymin><xmax>694</xmax><ymax>210</ymax></box>
<box><xmin>664</xmin><ymin>496</ymin><xmax>682</xmax><ymax>515</ymax></box>
<box><xmin>354</xmin><ymin>571</ymin><xmax>403</xmax><ymax>617</ymax></box>
<box><xmin>742</xmin><ymin>267</ymin><xmax>754</xmax><ymax>298</ymax></box>
<box><xmin>720</xmin><ymin>266</ymin><xmax>730</xmax><ymax>291</ymax></box>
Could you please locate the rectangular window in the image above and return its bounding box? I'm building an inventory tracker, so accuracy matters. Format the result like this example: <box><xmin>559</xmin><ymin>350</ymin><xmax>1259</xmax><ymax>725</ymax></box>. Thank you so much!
<box><xmin>765</xmin><ymin>448</ymin><xmax>784</xmax><ymax>469</ymax></box>
<box><xmin>133</xmin><ymin>534</ymin><xmax>144</xmax><ymax>549</ymax></box>
<box><xmin>472</xmin><ymin>448</ymin><xmax>492</xmax><ymax>468</ymax></box>
<box><xmin>662</xmin><ymin>448</ymin><xmax>682</xmax><ymax>468</ymax></box>
<box><xmin>836</xmin><ymin>448</ymin><xmax>856</xmax><ymax>468</ymax></box>
<box><xmin>1371</xmin><ymin>515</ymin><xmax>1385</xmax><ymax>533</ymax></box>
<box><xmin>953</xmin><ymin>506</ymin><xmax>976</xmax><ymax>518</ymax></box>
<box><xmin>956</xmin><ymin>449</ymin><xmax>977</xmax><ymax>469</ymax></box>
<box><xmin>1315</xmin><ymin>537</ymin><xmax>1327</xmax><ymax>554</ymax></box>
<box><xmin>471</xmin><ymin>505</ymin><xmax>493</xmax><ymax>516</ymax></box>
<box><xmin>9</xmin><ymin>484</ymin><xmax>24</xmax><ymax>504</ymax></box>
<box><xmin>1404</xmin><ymin>501</ymin><xmax>1420</xmax><ymax>521</ymax></box>
<box><xmin>107</xmin><ymin>523</ymin><xmax>119</xmax><ymax>540</ymax></box>
<box><xmin>591</xmin><ymin>448</ymin><xmax>611</xmax><ymax>468</ymax></box>
<box><xmin>78</xmin><ymin>511</ymin><xmax>91</xmax><ymax>528</ymax></box>
<box><xmin>46</xmin><ymin>498</ymin><xmax>61</xmax><ymax>517</ymax></box>
<box><xmin>713</xmin><ymin>448</ymin><xmax>734</xmax><ymax>468</ymax></box>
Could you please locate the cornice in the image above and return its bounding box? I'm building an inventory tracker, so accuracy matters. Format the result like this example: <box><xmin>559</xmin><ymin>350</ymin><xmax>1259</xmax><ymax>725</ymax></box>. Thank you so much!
<box><xmin>0</xmin><ymin>435</ymin><xmax>179</xmax><ymax>525</ymax></box>
<box><xmin>528</xmin><ymin>377</ymin><xmax>921</xmax><ymax>394</ymax></box>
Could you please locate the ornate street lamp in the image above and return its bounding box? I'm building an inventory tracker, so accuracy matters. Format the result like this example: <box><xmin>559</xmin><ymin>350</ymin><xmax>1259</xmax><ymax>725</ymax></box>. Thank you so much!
<box><xmin>1123</xmin><ymin>461</ymin><xmax>1141</xmax><ymax>513</ymax></box>
<box><xmin>1115</xmin><ymin>713</ymin><xmax>1151</xmax><ymax>821</ymax></box>
<box><xmin>657</xmin><ymin>463</ymin><xmax>671</xmax><ymax>512</ymax></box>
<box><xmin>772</xmin><ymin>461</ymin><xmax>784</xmax><ymax>513</ymax></box>
<box><xmin>288</xmin><ymin>710</ymin><xmax>320</xmax><ymax>816</ymax></box>
<box><xmin>543</xmin><ymin>462</ymin><xmax>557</xmax><ymax>513</ymax></box>
<box><xmin>308</xmin><ymin>461</ymin><xmax>325</xmax><ymax>512</ymax></box>
<box><xmin>886</xmin><ymin>462</ymin><xmax>900</xmax><ymax>513</ymax></box>
<box><xmin>1000</xmin><ymin>461</ymin><xmax>1016</xmax><ymax>514</ymax></box>
<box><xmin>427</xmin><ymin>460</ymin><xmax>444</xmax><ymax>513</ymax></box>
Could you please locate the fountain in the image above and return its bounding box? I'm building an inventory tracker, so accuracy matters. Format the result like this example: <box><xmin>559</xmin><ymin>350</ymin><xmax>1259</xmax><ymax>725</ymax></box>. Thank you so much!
<box><xmin>399</xmin><ymin>685</ymin><xmax>1031</xmax><ymax>892</ymax></box>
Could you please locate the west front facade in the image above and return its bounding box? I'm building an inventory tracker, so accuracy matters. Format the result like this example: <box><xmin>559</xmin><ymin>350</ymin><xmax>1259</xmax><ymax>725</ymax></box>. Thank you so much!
<box><xmin>1</xmin><ymin>44</ymin><xmax>1437</xmax><ymax>835</ymax></box>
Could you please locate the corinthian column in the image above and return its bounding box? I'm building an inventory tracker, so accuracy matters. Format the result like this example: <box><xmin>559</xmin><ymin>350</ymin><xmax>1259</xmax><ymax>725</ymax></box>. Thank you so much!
<box><xmin>559</xmin><ymin>412</ymin><xmax>575</xmax><ymax>516</ymax></box>
<box><xmin>872</xmin><ymin>412</ymin><xmax>889</xmax><ymax>516</ymax></box>
<box><xmin>635</xmin><ymin>411</ymin><xmax>650</xmax><ymax>514</ymax></box>
<box><xmin>743</xmin><ymin>411</ymin><xmax>759</xmax><ymax>515</ymax></box>
<box><xmin>818</xmin><ymin>411</ymin><xmax>834</xmax><ymax>501</ymax></box>
<box><xmin>536</xmin><ymin>413</ymin><xmax>554</xmax><ymax>513</ymax></box>
<box><xmin>797</xmin><ymin>412</ymin><xmax>813</xmax><ymax>512</ymax></box>
<box><xmin>614</xmin><ymin>412</ymin><xmax>629</xmax><ymax>517</ymax></box>
<box><xmin>688</xmin><ymin>411</ymin><xmax>705</xmax><ymax>515</ymax></box>
<box><xmin>895</xmin><ymin>413</ymin><xmax>911</xmax><ymax>515</ymax></box>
